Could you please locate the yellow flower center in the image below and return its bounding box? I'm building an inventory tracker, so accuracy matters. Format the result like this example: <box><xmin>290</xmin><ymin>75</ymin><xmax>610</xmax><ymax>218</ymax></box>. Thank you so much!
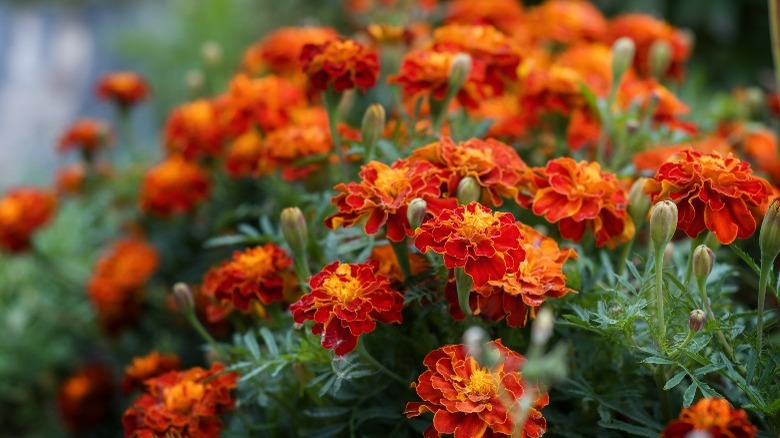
<box><xmin>163</xmin><ymin>380</ymin><xmax>205</xmax><ymax>412</ymax></box>
<box><xmin>234</xmin><ymin>248</ymin><xmax>274</xmax><ymax>279</ymax></box>
<box><xmin>458</xmin><ymin>208</ymin><xmax>497</xmax><ymax>240</ymax></box>
<box><xmin>465</xmin><ymin>366</ymin><xmax>497</xmax><ymax>397</ymax></box>
<box><xmin>182</xmin><ymin>101</ymin><xmax>214</xmax><ymax>126</ymax></box>
<box><xmin>321</xmin><ymin>264</ymin><xmax>363</xmax><ymax>303</ymax></box>
<box><xmin>0</xmin><ymin>199</ymin><xmax>22</xmax><ymax>225</ymax></box>
<box><xmin>372</xmin><ymin>165</ymin><xmax>408</xmax><ymax>198</ymax></box>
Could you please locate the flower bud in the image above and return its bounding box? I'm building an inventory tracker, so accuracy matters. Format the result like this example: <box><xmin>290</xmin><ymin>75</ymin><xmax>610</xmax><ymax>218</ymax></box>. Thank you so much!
<box><xmin>448</xmin><ymin>53</ymin><xmax>472</xmax><ymax>92</ymax></box>
<box><xmin>692</xmin><ymin>245</ymin><xmax>714</xmax><ymax>283</ymax></box>
<box><xmin>201</xmin><ymin>40</ymin><xmax>223</xmax><ymax>67</ymax></box>
<box><xmin>627</xmin><ymin>177</ymin><xmax>650</xmax><ymax>229</ymax></box>
<box><xmin>689</xmin><ymin>309</ymin><xmax>706</xmax><ymax>332</ymax></box>
<box><xmin>361</xmin><ymin>104</ymin><xmax>385</xmax><ymax>154</ymax></box>
<box><xmin>611</xmin><ymin>37</ymin><xmax>635</xmax><ymax>80</ymax></box>
<box><xmin>463</xmin><ymin>326</ymin><xmax>501</xmax><ymax>368</ymax></box>
<box><xmin>281</xmin><ymin>207</ymin><xmax>308</xmax><ymax>256</ymax></box>
<box><xmin>172</xmin><ymin>282</ymin><xmax>194</xmax><ymax>313</ymax></box>
<box><xmin>649</xmin><ymin>200</ymin><xmax>678</xmax><ymax>250</ymax></box>
<box><xmin>407</xmin><ymin>198</ymin><xmax>427</xmax><ymax>230</ymax></box>
<box><xmin>760</xmin><ymin>197</ymin><xmax>780</xmax><ymax>263</ymax></box>
<box><xmin>456</xmin><ymin>177</ymin><xmax>481</xmax><ymax>205</ymax></box>
<box><xmin>532</xmin><ymin>307</ymin><xmax>554</xmax><ymax>347</ymax></box>
<box><xmin>626</xmin><ymin>119</ymin><xmax>640</xmax><ymax>134</ymax></box>
<box><xmin>648</xmin><ymin>40</ymin><xmax>672</xmax><ymax>79</ymax></box>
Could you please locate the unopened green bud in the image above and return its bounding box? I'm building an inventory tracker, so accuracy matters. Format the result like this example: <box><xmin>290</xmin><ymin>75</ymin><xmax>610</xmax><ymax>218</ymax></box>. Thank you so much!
<box><xmin>531</xmin><ymin>307</ymin><xmax>554</xmax><ymax>347</ymax></box>
<box><xmin>201</xmin><ymin>40</ymin><xmax>223</xmax><ymax>67</ymax></box>
<box><xmin>611</xmin><ymin>37</ymin><xmax>635</xmax><ymax>80</ymax></box>
<box><xmin>648</xmin><ymin>40</ymin><xmax>672</xmax><ymax>79</ymax></box>
<box><xmin>627</xmin><ymin>177</ymin><xmax>650</xmax><ymax>229</ymax></box>
<box><xmin>407</xmin><ymin>198</ymin><xmax>427</xmax><ymax>230</ymax></box>
<box><xmin>692</xmin><ymin>245</ymin><xmax>714</xmax><ymax>284</ymax></box>
<box><xmin>649</xmin><ymin>200</ymin><xmax>678</xmax><ymax>250</ymax></box>
<box><xmin>448</xmin><ymin>53</ymin><xmax>472</xmax><ymax>91</ymax></box>
<box><xmin>456</xmin><ymin>177</ymin><xmax>481</xmax><ymax>205</ymax></box>
<box><xmin>689</xmin><ymin>309</ymin><xmax>706</xmax><ymax>332</ymax></box>
<box><xmin>281</xmin><ymin>207</ymin><xmax>308</xmax><ymax>256</ymax></box>
<box><xmin>760</xmin><ymin>197</ymin><xmax>780</xmax><ymax>263</ymax></box>
<box><xmin>172</xmin><ymin>282</ymin><xmax>194</xmax><ymax>313</ymax></box>
<box><xmin>361</xmin><ymin>104</ymin><xmax>385</xmax><ymax>145</ymax></box>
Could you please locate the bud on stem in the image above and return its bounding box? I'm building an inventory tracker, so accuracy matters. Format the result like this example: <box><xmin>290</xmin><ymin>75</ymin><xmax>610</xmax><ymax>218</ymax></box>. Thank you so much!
<box><xmin>281</xmin><ymin>207</ymin><xmax>311</xmax><ymax>283</ymax></box>
<box><xmin>361</xmin><ymin>104</ymin><xmax>385</xmax><ymax>162</ymax></box>
<box><xmin>407</xmin><ymin>198</ymin><xmax>427</xmax><ymax>230</ymax></box>
<box><xmin>611</xmin><ymin>37</ymin><xmax>636</xmax><ymax>83</ymax></box>
<box><xmin>456</xmin><ymin>177</ymin><xmax>481</xmax><ymax>205</ymax></box>
<box><xmin>649</xmin><ymin>40</ymin><xmax>672</xmax><ymax>80</ymax></box>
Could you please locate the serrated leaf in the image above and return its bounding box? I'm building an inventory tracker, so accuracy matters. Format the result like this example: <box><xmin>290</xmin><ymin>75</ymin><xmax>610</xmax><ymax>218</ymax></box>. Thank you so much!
<box><xmin>664</xmin><ymin>371</ymin><xmax>686</xmax><ymax>390</ymax></box>
<box><xmin>682</xmin><ymin>382</ymin><xmax>697</xmax><ymax>407</ymax></box>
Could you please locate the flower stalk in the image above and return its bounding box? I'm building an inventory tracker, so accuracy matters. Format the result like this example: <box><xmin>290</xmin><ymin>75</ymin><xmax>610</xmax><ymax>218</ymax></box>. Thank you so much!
<box><xmin>454</xmin><ymin>267</ymin><xmax>473</xmax><ymax>316</ymax></box>
<box><xmin>323</xmin><ymin>87</ymin><xmax>350</xmax><ymax>179</ymax></box>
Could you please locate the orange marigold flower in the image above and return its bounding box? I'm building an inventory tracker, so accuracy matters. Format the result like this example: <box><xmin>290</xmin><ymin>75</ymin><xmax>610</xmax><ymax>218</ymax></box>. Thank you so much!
<box><xmin>444</xmin><ymin>0</ymin><xmax>525</xmax><ymax>38</ymax></box>
<box><xmin>391</xmin><ymin>49</ymin><xmax>491</xmax><ymax>109</ymax></box>
<box><xmin>523</xmin><ymin>158</ymin><xmax>634</xmax><ymax>248</ymax></box>
<box><xmin>300</xmin><ymin>38</ymin><xmax>380</xmax><ymax>92</ymax></box>
<box><xmin>346</xmin><ymin>0</ymin><xmax>437</xmax><ymax>14</ymax></box>
<box><xmin>224</xmin><ymin>130</ymin><xmax>274</xmax><ymax>178</ymax></box>
<box><xmin>87</xmin><ymin>237</ymin><xmax>159</xmax><ymax>334</ymax></box>
<box><xmin>58</xmin><ymin>118</ymin><xmax>111</xmax><ymax>155</ymax></box>
<box><xmin>56</xmin><ymin>163</ymin><xmax>87</xmax><ymax>195</ymax></box>
<box><xmin>446</xmin><ymin>224</ymin><xmax>577</xmax><ymax>327</ymax></box>
<box><xmin>405</xmin><ymin>340</ymin><xmax>548</xmax><ymax>438</ymax></box>
<box><xmin>242</xmin><ymin>26</ymin><xmax>338</xmax><ymax>75</ymax></box>
<box><xmin>618</xmin><ymin>76</ymin><xmax>696</xmax><ymax>134</ymax></box>
<box><xmin>140</xmin><ymin>155</ymin><xmax>210</xmax><ymax>217</ymax></box>
<box><xmin>474</xmin><ymin>94</ymin><xmax>527</xmax><ymax>141</ymax></box>
<box><xmin>607</xmin><ymin>14</ymin><xmax>692</xmax><ymax>80</ymax></box>
<box><xmin>661</xmin><ymin>397</ymin><xmax>757</xmax><ymax>438</ymax></box>
<box><xmin>0</xmin><ymin>187</ymin><xmax>57</xmax><ymax>252</ymax></box>
<box><xmin>525</xmin><ymin>0</ymin><xmax>607</xmax><ymax>45</ymax></box>
<box><xmin>633</xmin><ymin>136</ymin><xmax>732</xmax><ymax>174</ymax></box>
<box><xmin>220</xmin><ymin>74</ymin><xmax>307</xmax><ymax>137</ymax></box>
<box><xmin>325</xmin><ymin>158</ymin><xmax>454</xmax><ymax>242</ymax></box>
<box><xmin>163</xmin><ymin>99</ymin><xmax>225</xmax><ymax>160</ymax></box>
<box><xmin>369</xmin><ymin>244</ymin><xmax>429</xmax><ymax>284</ymax></box>
<box><xmin>414</xmin><ymin>202</ymin><xmax>525</xmax><ymax>287</ymax></box>
<box><xmin>410</xmin><ymin>137</ymin><xmax>528</xmax><ymax>206</ymax></box>
<box><xmin>57</xmin><ymin>363</ymin><xmax>114</xmax><ymax>433</ymax></box>
<box><xmin>203</xmin><ymin>243</ymin><xmax>295</xmax><ymax>313</ymax></box>
<box><xmin>264</xmin><ymin>122</ymin><xmax>334</xmax><ymax>181</ymax></box>
<box><xmin>290</xmin><ymin>261</ymin><xmax>403</xmax><ymax>356</ymax></box>
<box><xmin>95</xmin><ymin>71</ymin><xmax>150</xmax><ymax>109</ymax></box>
<box><xmin>644</xmin><ymin>150</ymin><xmax>772</xmax><ymax>244</ymax></box>
<box><xmin>122</xmin><ymin>363</ymin><xmax>238</xmax><ymax>438</ymax></box>
<box><xmin>122</xmin><ymin>351</ymin><xmax>181</xmax><ymax>393</ymax></box>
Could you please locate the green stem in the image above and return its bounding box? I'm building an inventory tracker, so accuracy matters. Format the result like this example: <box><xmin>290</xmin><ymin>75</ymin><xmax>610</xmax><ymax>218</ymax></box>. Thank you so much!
<box><xmin>670</xmin><ymin>329</ymin><xmax>695</xmax><ymax>357</ymax></box>
<box><xmin>324</xmin><ymin>88</ymin><xmax>349</xmax><ymax>180</ymax></box>
<box><xmin>390</xmin><ymin>238</ymin><xmax>412</xmax><ymax>281</ymax></box>
<box><xmin>758</xmin><ymin>255</ymin><xmax>771</xmax><ymax>357</ymax></box>
<box><xmin>654</xmin><ymin>248</ymin><xmax>667</xmax><ymax>350</ymax></box>
<box><xmin>184</xmin><ymin>310</ymin><xmax>224</xmax><ymax>358</ymax></box>
<box><xmin>617</xmin><ymin>237</ymin><xmax>636</xmax><ymax>276</ymax></box>
<box><xmin>356</xmin><ymin>340</ymin><xmax>408</xmax><ymax>385</ymax></box>
<box><xmin>454</xmin><ymin>267</ymin><xmax>474</xmax><ymax>317</ymax></box>
<box><xmin>654</xmin><ymin>366</ymin><xmax>671</xmax><ymax>421</ymax></box>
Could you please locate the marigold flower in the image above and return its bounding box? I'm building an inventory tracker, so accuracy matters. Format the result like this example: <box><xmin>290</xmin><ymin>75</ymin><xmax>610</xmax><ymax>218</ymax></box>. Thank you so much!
<box><xmin>122</xmin><ymin>351</ymin><xmax>181</xmax><ymax>393</ymax></box>
<box><xmin>405</xmin><ymin>340</ymin><xmax>548</xmax><ymax>438</ymax></box>
<box><xmin>300</xmin><ymin>38</ymin><xmax>380</xmax><ymax>92</ymax></box>
<box><xmin>203</xmin><ymin>243</ymin><xmax>295</xmax><ymax>314</ymax></box>
<box><xmin>661</xmin><ymin>397</ymin><xmax>757</xmax><ymax>438</ymax></box>
<box><xmin>57</xmin><ymin>364</ymin><xmax>114</xmax><ymax>433</ymax></box>
<box><xmin>122</xmin><ymin>363</ymin><xmax>238</xmax><ymax>438</ymax></box>
<box><xmin>58</xmin><ymin>118</ymin><xmax>111</xmax><ymax>155</ymax></box>
<box><xmin>326</xmin><ymin>158</ymin><xmax>454</xmax><ymax>241</ymax></box>
<box><xmin>447</xmin><ymin>224</ymin><xmax>578</xmax><ymax>327</ymax></box>
<box><xmin>444</xmin><ymin>0</ymin><xmax>525</xmax><ymax>38</ymax></box>
<box><xmin>263</xmin><ymin>122</ymin><xmax>334</xmax><ymax>180</ymax></box>
<box><xmin>220</xmin><ymin>74</ymin><xmax>307</xmax><ymax>137</ymax></box>
<box><xmin>87</xmin><ymin>237</ymin><xmax>159</xmax><ymax>334</ymax></box>
<box><xmin>95</xmin><ymin>71</ymin><xmax>150</xmax><ymax>109</ymax></box>
<box><xmin>644</xmin><ymin>150</ymin><xmax>772</xmax><ymax>244</ymax></box>
<box><xmin>410</xmin><ymin>137</ymin><xmax>528</xmax><ymax>206</ymax></box>
<box><xmin>0</xmin><ymin>187</ymin><xmax>57</xmax><ymax>252</ymax></box>
<box><xmin>163</xmin><ymin>99</ymin><xmax>225</xmax><ymax>160</ymax></box>
<box><xmin>242</xmin><ymin>26</ymin><xmax>338</xmax><ymax>75</ymax></box>
<box><xmin>522</xmin><ymin>157</ymin><xmax>634</xmax><ymax>248</ymax></box>
<box><xmin>414</xmin><ymin>202</ymin><xmax>525</xmax><ymax>287</ymax></box>
<box><xmin>607</xmin><ymin>14</ymin><xmax>691</xmax><ymax>80</ymax></box>
<box><xmin>525</xmin><ymin>0</ymin><xmax>607</xmax><ymax>45</ymax></box>
<box><xmin>369</xmin><ymin>244</ymin><xmax>429</xmax><ymax>284</ymax></box>
<box><xmin>633</xmin><ymin>136</ymin><xmax>732</xmax><ymax>174</ymax></box>
<box><xmin>224</xmin><ymin>130</ymin><xmax>273</xmax><ymax>178</ymax></box>
<box><xmin>473</xmin><ymin>94</ymin><xmax>527</xmax><ymax>141</ymax></box>
<box><xmin>290</xmin><ymin>261</ymin><xmax>403</xmax><ymax>355</ymax></box>
<box><xmin>140</xmin><ymin>155</ymin><xmax>210</xmax><ymax>217</ymax></box>
<box><xmin>618</xmin><ymin>76</ymin><xmax>696</xmax><ymax>133</ymax></box>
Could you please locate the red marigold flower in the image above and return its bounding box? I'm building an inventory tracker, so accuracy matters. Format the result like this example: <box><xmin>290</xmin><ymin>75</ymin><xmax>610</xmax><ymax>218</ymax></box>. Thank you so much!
<box><xmin>220</xmin><ymin>73</ymin><xmax>307</xmax><ymax>137</ymax></box>
<box><xmin>522</xmin><ymin>157</ymin><xmax>634</xmax><ymax>248</ymax></box>
<box><xmin>300</xmin><ymin>38</ymin><xmax>380</xmax><ymax>92</ymax></box>
<box><xmin>410</xmin><ymin>137</ymin><xmax>528</xmax><ymax>206</ymax></box>
<box><xmin>139</xmin><ymin>155</ymin><xmax>210</xmax><ymax>217</ymax></box>
<box><xmin>58</xmin><ymin>118</ymin><xmax>111</xmax><ymax>155</ymax></box>
<box><xmin>163</xmin><ymin>99</ymin><xmax>225</xmax><ymax>160</ymax></box>
<box><xmin>391</xmin><ymin>49</ymin><xmax>491</xmax><ymax>109</ymax></box>
<box><xmin>446</xmin><ymin>223</ymin><xmax>578</xmax><ymax>327</ymax></box>
<box><xmin>95</xmin><ymin>71</ymin><xmax>150</xmax><ymax>109</ymax></box>
<box><xmin>525</xmin><ymin>0</ymin><xmax>607</xmax><ymax>45</ymax></box>
<box><xmin>325</xmin><ymin>158</ymin><xmax>454</xmax><ymax>242</ymax></box>
<box><xmin>242</xmin><ymin>26</ymin><xmax>338</xmax><ymax>75</ymax></box>
<box><xmin>289</xmin><ymin>261</ymin><xmax>404</xmax><ymax>356</ymax></box>
<box><xmin>224</xmin><ymin>130</ymin><xmax>275</xmax><ymax>178</ymax></box>
<box><xmin>644</xmin><ymin>150</ymin><xmax>772</xmax><ymax>245</ymax></box>
<box><xmin>122</xmin><ymin>351</ymin><xmax>181</xmax><ymax>393</ymax></box>
<box><xmin>87</xmin><ymin>237</ymin><xmax>159</xmax><ymax>334</ymax></box>
<box><xmin>0</xmin><ymin>187</ymin><xmax>57</xmax><ymax>252</ymax></box>
<box><xmin>57</xmin><ymin>363</ymin><xmax>114</xmax><ymax>433</ymax></box>
<box><xmin>122</xmin><ymin>363</ymin><xmax>238</xmax><ymax>438</ymax></box>
<box><xmin>202</xmin><ymin>243</ymin><xmax>296</xmax><ymax>313</ymax></box>
<box><xmin>405</xmin><ymin>340</ymin><xmax>548</xmax><ymax>438</ymax></box>
<box><xmin>444</xmin><ymin>0</ymin><xmax>525</xmax><ymax>38</ymax></box>
<box><xmin>607</xmin><ymin>14</ymin><xmax>692</xmax><ymax>80</ymax></box>
<box><xmin>661</xmin><ymin>397</ymin><xmax>757</xmax><ymax>438</ymax></box>
<box><xmin>414</xmin><ymin>202</ymin><xmax>525</xmax><ymax>287</ymax></box>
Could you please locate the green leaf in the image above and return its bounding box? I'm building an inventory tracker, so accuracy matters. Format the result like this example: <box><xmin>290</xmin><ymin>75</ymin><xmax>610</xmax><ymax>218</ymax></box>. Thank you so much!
<box><xmin>244</xmin><ymin>331</ymin><xmax>261</xmax><ymax>360</ymax></box>
<box><xmin>682</xmin><ymin>382</ymin><xmax>697</xmax><ymax>407</ymax></box>
<box><xmin>259</xmin><ymin>328</ymin><xmax>279</xmax><ymax>357</ymax></box>
<box><xmin>664</xmin><ymin>372</ymin><xmax>686</xmax><ymax>390</ymax></box>
<box><xmin>302</xmin><ymin>406</ymin><xmax>351</xmax><ymax>418</ymax></box>
<box><xmin>642</xmin><ymin>357</ymin><xmax>675</xmax><ymax>365</ymax></box>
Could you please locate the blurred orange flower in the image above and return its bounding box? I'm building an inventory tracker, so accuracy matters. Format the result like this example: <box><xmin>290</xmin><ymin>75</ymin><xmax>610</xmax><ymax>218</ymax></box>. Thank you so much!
<box><xmin>221</xmin><ymin>74</ymin><xmax>307</xmax><ymax>137</ymax></box>
<box><xmin>525</xmin><ymin>0</ymin><xmax>607</xmax><ymax>45</ymax></box>
<box><xmin>140</xmin><ymin>156</ymin><xmax>210</xmax><ymax>217</ymax></box>
<box><xmin>523</xmin><ymin>157</ymin><xmax>634</xmax><ymax>248</ymax></box>
<box><xmin>661</xmin><ymin>397</ymin><xmax>757</xmax><ymax>438</ymax></box>
<box><xmin>644</xmin><ymin>150</ymin><xmax>771</xmax><ymax>244</ymax></box>
<box><xmin>263</xmin><ymin>122</ymin><xmax>334</xmax><ymax>181</ymax></box>
<box><xmin>0</xmin><ymin>187</ymin><xmax>57</xmax><ymax>252</ymax></box>
<box><xmin>405</xmin><ymin>340</ymin><xmax>548</xmax><ymax>438</ymax></box>
<box><xmin>58</xmin><ymin>118</ymin><xmax>111</xmax><ymax>156</ymax></box>
<box><xmin>607</xmin><ymin>14</ymin><xmax>691</xmax><ymax>80</ymax></box>
<box><xmin>414</xmin><ymin>202</ymin><xmax>525</xmax><ymax>286</ymax></box>
<box><xmin>289</xmin><ymin>261</ymin><xmax>404</xmax><ymax>356</ymax></box>
<box><xmin>369</xmin><ymin>244</ymin><xmax>429</xmax><ymax>284</ymax></box>
<box><xmin>224</xmin><ymin>130</ymin><xmax>272</xmax><ymax>178</ymax></box>
<box><xmin>300</xmin><ymin>39</ymin><xmax>380</xmax><ymax>92</ymax></box>
<box><xmin>618</xmin><ymin>76</ymin><xmax>696</xmax><ymax>134</ymax></box>
<box><xmin>444</xmin><ymin>0</ymin><xmax>525</xmax><ymax>38</ymax></box>
<box><xmin>163</xmin><ymin>99</ymin><xmax>225</xmax><ymax>160</ymax></box>
<box><xmin>122</xmin><ymin>363</ymin><xmax>238</xmax><ymax>438</ymax></box>
<box><xmin>122</xmin><ymin>351</ymin><xmax>181</xmax><ymax>393</ymax></box>
<box><xmin>242</xmin><ymin>26</ymin><xmax>338</xmax><ymax>75</ymax></box>
<box><xmin>57</xmin><ymin>363</ymin><xmax>113</xmax><ymax>433</ymax></box>
<box><xmin>95</xmin><ymin>71</ymin><xmax>150</xmax><ymax>109</ymax></box>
